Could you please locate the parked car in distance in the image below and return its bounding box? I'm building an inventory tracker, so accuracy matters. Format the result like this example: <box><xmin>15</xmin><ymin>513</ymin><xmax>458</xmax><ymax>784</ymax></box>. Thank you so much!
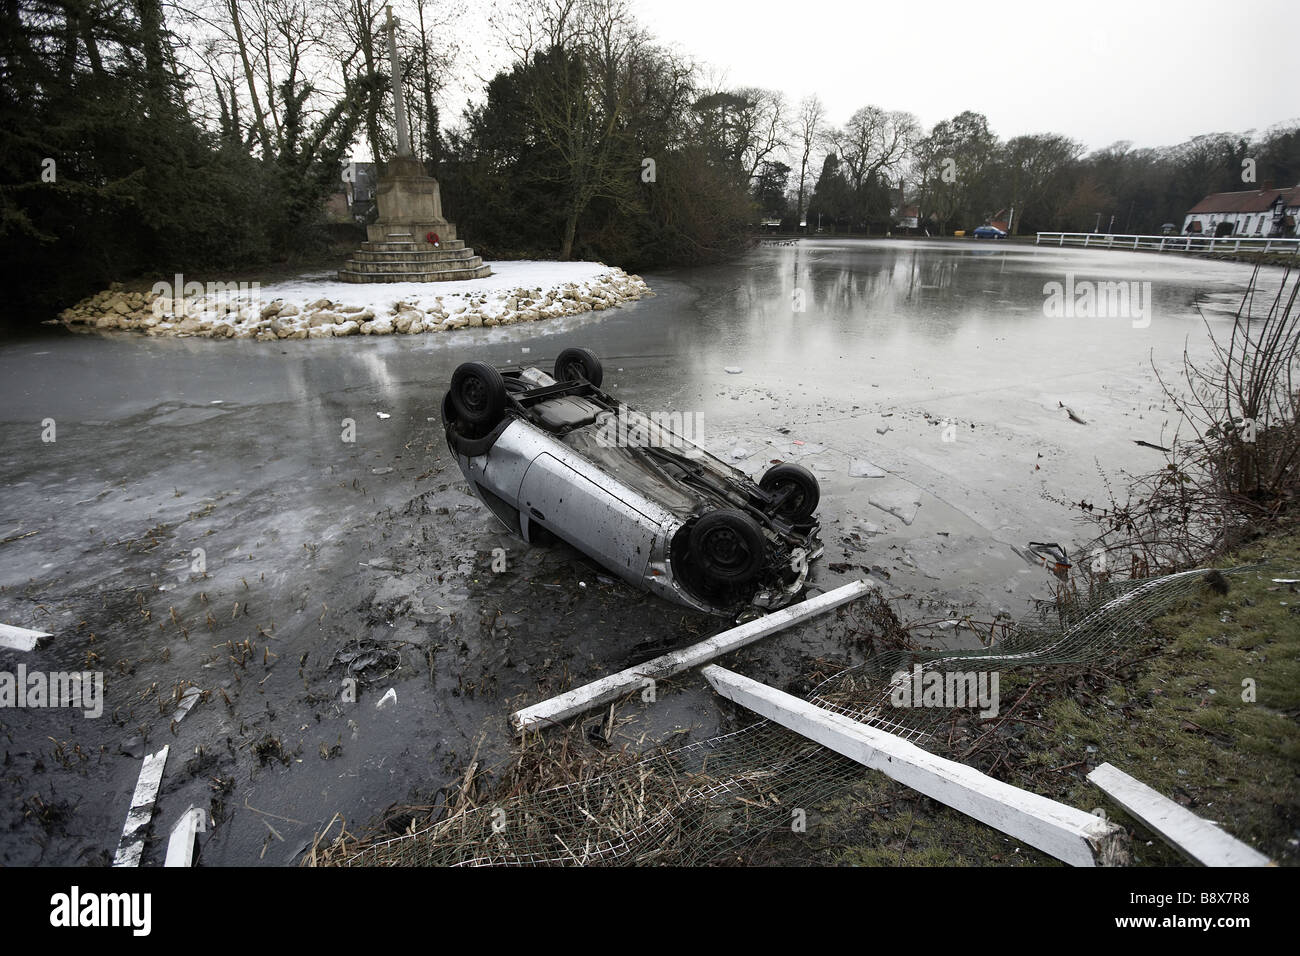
<box><xmin>441</xmin><ymin>348</ymin><xmax>825</xmax><ymax>616</ymax></box>
<box><xmin>972</xmin><ymin>225</ymin><xmax>1007</xmax><ymax>239</ymax></box>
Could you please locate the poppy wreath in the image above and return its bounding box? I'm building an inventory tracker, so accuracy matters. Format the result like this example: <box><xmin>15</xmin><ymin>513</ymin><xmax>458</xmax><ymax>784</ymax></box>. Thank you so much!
<box><xmin>425</xmin><ymin>231</ymin><xmax>440</xmax><ymax>246</ymax></box>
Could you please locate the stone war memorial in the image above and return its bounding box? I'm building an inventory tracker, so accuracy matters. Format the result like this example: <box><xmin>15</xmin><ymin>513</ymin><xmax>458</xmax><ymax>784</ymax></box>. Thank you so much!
<box><xmin>338</xmin><ymin>6</ymin><xmax>490</xmax><ymax>284</ymax></box>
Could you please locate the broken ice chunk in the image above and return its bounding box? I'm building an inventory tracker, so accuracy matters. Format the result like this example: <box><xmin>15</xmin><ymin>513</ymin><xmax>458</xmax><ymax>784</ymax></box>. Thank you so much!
<box><xmin>849</xmin><ymin>459</ymin><xmax>886</xmax><ymax>478</ymax></box>
<box><xmin>868</xmin><ymin>491</ymin><xmax>921</xmax><ymax>526</ymax></box>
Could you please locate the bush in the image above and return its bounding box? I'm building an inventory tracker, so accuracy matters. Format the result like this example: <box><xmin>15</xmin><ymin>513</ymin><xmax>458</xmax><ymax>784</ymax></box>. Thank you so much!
<box><xmin>1076</xmin><ymin>265</ymin><xmax>1300</xmax><ymax>575</ymax></box>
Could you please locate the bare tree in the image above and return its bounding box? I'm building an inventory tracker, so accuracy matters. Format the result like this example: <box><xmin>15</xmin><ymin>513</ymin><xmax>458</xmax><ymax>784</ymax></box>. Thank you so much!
<box><xmin>225</xmin><ymin>0</ymin><xmax>274</xmax><ymax>154</ymax></box>
<box><xmin>323</xmin><ymin>0</ymin><xmax>390</xmax><ymax>161</ymax></box>
<box><xmin>829</xmin><ymin>105</ymin><xmax>919</xmax><ymax>194</ymax></box>
<box><xmin>824</xmin><ymin>105</ymin><xmax>918</xmax><ymax>228</ymax></box>
<box><xmin>910</xmin><ymin>111</ymin><xmax>999</xmax><ymax>234</ymax></box>
<box><xmin>735</xmin><ymin>87</ymin><xmax>788</xmax><ymax>184</ymax></box>
<box><xmin>999</xmin><ymin>133</ymin><xmax>1083</xmax><ymax>234</ymax></box>
<box><xmin>688</xmin><ymin>85</ymin><xmax>787</xmax><ymax>187</ymax></box>
<box><xmin>794</xmin><ymin>94</ymin><xmax>824</xmax><ymax>230</ymax></box>
<box><xmin>499</xmin><ymin>0</ymin><xmax>643</xmax><ymax>258</ymax></box>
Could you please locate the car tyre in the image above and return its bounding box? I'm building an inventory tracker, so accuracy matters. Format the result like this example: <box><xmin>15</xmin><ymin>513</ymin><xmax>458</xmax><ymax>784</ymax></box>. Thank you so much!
<box><xmin>760</xmin><ymin>463</ymin><xmax>820</xmax><ymax>520</ymax></box>
<box><xmin>554</xmin><ymin>347</ymin><xmax>603</xmax><ymax>387</ymax></box>
<box><xmin>449</xmin><ymin>361</ymin><xmax>507</xmax><ymax>430</ymax></box>
<box><xmin>690</xmin><ymin>509</ymin><xmax>766</xmax><ymax>585</ymax></box>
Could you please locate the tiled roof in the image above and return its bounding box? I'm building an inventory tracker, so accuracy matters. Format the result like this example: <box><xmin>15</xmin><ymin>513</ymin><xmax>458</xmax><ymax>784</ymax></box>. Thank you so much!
<box><xmin>1187</xmin><ymin>186</ymin><xmax>1300</xmax><ymax>214</ymax></box>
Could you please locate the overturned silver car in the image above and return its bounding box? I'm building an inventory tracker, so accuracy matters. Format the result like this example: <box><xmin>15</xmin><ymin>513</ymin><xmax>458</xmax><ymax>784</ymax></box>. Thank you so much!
<box><xmin>441</xmin><ymin>347</ymin><xmax>824</xmax><ymax>615</ymax></box>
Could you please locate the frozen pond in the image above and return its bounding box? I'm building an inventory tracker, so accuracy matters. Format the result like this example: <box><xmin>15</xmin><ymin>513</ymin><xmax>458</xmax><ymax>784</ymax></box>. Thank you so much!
<box><xmin>0</xmin><ymin>238</ymin><xmax>1272</xmax><ymax>865</ymax></box>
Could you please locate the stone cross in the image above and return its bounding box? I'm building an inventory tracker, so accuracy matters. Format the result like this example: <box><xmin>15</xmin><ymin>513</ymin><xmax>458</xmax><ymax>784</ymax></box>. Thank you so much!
<box><xmin>385</xmin><ymin>5</ymin><xmax>412</xmax><ymax>157</ymax></box>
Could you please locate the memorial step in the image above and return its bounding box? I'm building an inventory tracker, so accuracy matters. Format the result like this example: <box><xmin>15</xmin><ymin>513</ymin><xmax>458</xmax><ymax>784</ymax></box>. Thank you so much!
<box><xmin>361</xmin><ymin>239</ymin><xmax>466</xmax><ymax>253</ymax></box>
<box><xmin>336</xmin><ymin>263</ymin><xmax>493</xmax><ymax>283</ymax></box>
<box><xmin>348</xmin><ymin>249</ymin><xmax>479</xmax><ymax>264</ymax></box>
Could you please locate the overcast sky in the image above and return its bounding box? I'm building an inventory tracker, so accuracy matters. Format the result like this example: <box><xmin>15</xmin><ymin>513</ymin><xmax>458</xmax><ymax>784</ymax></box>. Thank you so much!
<box><xmin>622</xmin><ymin>0</ymin><xmax>1295</xmax><ymax>151</ymax></box>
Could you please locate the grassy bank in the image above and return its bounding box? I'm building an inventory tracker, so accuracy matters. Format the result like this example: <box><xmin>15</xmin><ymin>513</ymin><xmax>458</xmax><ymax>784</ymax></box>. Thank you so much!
<box><xmin>750</xmin><ymin>527</ymin><xmax>1300</xmax><ymax>866</ymax></box>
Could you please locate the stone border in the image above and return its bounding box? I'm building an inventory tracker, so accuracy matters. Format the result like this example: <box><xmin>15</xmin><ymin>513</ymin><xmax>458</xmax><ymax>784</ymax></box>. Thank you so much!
<box><xmin>54</xmin><ymin>267</ymin><xmax>653</xmax><ymax>340</ymax></box>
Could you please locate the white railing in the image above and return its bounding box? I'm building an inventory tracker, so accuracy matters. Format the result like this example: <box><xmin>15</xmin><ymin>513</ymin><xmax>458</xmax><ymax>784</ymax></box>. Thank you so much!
<box><xmin>1035</xmin><ymin>232</ymin><xmax>1300</xmax><ymax>255</ymax></box>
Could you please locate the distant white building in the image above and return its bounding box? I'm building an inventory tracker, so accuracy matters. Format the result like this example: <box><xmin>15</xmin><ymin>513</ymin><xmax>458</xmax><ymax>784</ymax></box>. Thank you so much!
<box><xmin>1182</xmin><ymin>184</ymin><xmax>1299</xmax><ymax>237</ymax></box>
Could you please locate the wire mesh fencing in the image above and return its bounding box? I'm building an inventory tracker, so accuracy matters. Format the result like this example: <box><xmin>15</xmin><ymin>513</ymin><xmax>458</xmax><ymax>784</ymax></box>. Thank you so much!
<box><xmin>312</xmin><ymin>567</ymin><xmax>1244</xmax><ymax>866</ymax></box>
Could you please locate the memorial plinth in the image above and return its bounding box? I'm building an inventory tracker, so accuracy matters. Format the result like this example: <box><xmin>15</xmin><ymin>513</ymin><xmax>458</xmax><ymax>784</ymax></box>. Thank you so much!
<box><xmin>338</xmin><ymin>156</ymin><xmax>491</xmax><ymax>283</ymax></box>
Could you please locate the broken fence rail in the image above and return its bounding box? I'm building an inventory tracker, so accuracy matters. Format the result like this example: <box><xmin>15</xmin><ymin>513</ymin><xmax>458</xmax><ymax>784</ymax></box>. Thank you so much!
<box><xmin>511</xmin><ymin>579</ymin><xmax>875</xmax><ymax>732</ymax></box>
<box><xmin>112</xmin><ymin>746</ymin><xmax>169</xmax><ymax>867</ymax></box>
<box><xmin>1088</xmin><ymin>762</ymin><xmax>1271</xmax><ymax>867</ymax></box>
<box><xmin>703</xmin><ymin>665</ymin><xmax>1128</xmax><ymax>867</ymax></box>
<box><xmin>0</xmin><ymin>623</ymin><xmax>51</xmax><ymax>652</ymax></box>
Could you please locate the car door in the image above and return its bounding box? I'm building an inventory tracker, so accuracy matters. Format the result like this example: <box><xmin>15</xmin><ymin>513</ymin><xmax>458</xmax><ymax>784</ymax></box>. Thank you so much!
<box><xmin>518</xmin><ymin>452</ymin><xmax>658</xmax><ymax>580</ymax></box>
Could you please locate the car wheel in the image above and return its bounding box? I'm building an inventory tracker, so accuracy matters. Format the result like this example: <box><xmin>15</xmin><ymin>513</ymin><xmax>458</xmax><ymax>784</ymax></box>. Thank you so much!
<box><xmin>760</xmin><ymin>463</ymin><xmax>820</xmax><ymax>520</ymax></box>
<box><xmin>690</xmin><ymin>509</ymin><xmax>766</xmax><ymax>585</ymax></box>
<box><xmin>449</xmin><ymin>361</ymin><xmax>507</xmax><ymax>429</ymax></box>
<box><xmin>554</xmin><ymin>347</ymin><xmax>603</xmax><ymax>387</ymax></box>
